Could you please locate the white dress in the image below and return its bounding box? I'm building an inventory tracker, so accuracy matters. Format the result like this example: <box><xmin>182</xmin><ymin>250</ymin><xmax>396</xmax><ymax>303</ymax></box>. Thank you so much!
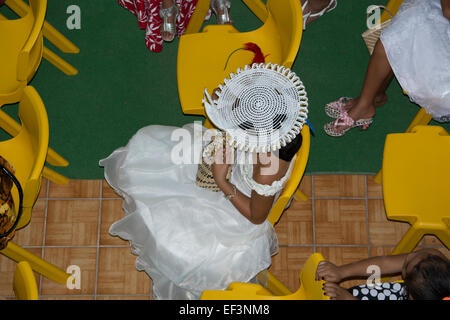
<box><xmin>380</xmin><ymin>0</ymin><xmax>450</xmax><ymax>122</ymax></box>
<box><xmin>99</xmin><ymin>123</ymin><xmax>294</xmax><ymax>300</ymax></box>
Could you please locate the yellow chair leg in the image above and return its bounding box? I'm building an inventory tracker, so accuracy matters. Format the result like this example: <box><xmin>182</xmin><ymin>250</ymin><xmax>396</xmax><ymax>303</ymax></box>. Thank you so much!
<box><xmin>0</xmin><ymin>108</ymin><xmax>70</xmax><ymax>167</ymax></box>
<box><xmin>1</xmin><ymin>242</ymin><xmax>70</xmax><ymax>285</ymax></box>
<box><xmin>43</xmin><ymin>47</ymin><xmax>78</xmax><ymax>76</ymax></box>
<box><xmin>43</xmin><ymin>166</ymin><xmax>70</xmax><ymax>185</ymax></box>
<box><xmin>184</xmin><ymin>0</ymin><xmax>211</xmax><ymax>34</ymax></box>
<box><xmin>293</xmin><ymin>188</ymin><xmax>308</xmax><ymax>202</ymax></box>
<box><xmin>391</xmin><ymin>226</ymin><xmax>424</xmax><ymax>255</ymax></box>
<box><xmin>5</xmin><ymin>0</ymin><xmax>80</xmax><ymax>53</ymax></box>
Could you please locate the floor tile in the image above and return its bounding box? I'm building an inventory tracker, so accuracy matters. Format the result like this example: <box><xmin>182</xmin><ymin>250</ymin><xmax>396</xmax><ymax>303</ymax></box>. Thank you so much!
<box><xmin>366</xmin><ymin>175</ymin><xmax>383</xmax><ymax>198</ymax></box>
<box><xmin>48</xmin><ymin>179</ymin><xmax>100</xmax><ymax>199</ymax></box>
<box><xmin>40</xmin><ymin>247</ymin><xmax>97</xmax><ymax>296</ymax></box>
<box><xmin>313</xmin><ymin>175</ymin><xmax>366</xmax><ymax>198</ymax></box>
<box><xmin>45</xmin><ymin>200</ymin><xmax>100</xmax><ymax>246</ymax></box>
<box><xmin>275</xmin><ymin>200</ymin><xmax>313</xmax><ymax>246</ymax></box>
<box><xmin>0</xmin><ymin>248</ymin><xmax>42</xmax><ymax>297</ymax></box>
<box><xmin>102</xmin><ymin>180</ymin><xmax>121</xmax><ymax>198</ymax></box>
<box><xmin>315</xmin><ymin>199</ymin><xmax>368</xmax><ymax>245</ymax></box>
<box><xmin>368</xmin><ymin>199</ymin><xmax>410</xmax><ymax>246</ymax></box>
<box><xmin>100</xmin><ymin>200</ymin><xmax>127</xmax><ymax>246</ymax></box>
<box><xmin>97</xmin><ymin>247</ymin><xmax>151</xmax><ymax>296</ymax></box>
<box><xmin>13</xmin><ymin>200</ymin><xmax>46</xmax><ymax>247</ymax></box>
<box><xmin>268</xmin><ymin>246</ymin><xmax>315</xmax><ymax>293</ymax></box>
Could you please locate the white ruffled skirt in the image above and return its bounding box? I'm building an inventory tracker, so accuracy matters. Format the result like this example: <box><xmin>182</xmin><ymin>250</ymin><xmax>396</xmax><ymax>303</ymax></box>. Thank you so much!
<box><xmin>380</xmin><ymin>0</ymin><xmax>450</xmax><ymax>122</ymax></box>
<box><xmin>99</xmin><ymin>123</ymin><xmax>278</xmax><ymax>299</ymax></box>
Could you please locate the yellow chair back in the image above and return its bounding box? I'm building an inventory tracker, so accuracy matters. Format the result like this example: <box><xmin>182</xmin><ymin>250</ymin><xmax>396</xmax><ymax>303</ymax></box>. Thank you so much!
<box><xmin>201</xmin><ymin>253</ymin><xmax>328</xmax><ymax>300</ymax></box>
<box><xmin>13</xmin><ymin>261</ymin><xmax>38</xmax><ymax>300</ymax></box>
<box><xmin>0</xmin><ymin>0</ymin><xmax>46</xmax><ymax>104</ymax></box>
<box><xmin>0</xmin><ymin>86</ymin><xmax>49</xmax><ymax>230</ymax></box>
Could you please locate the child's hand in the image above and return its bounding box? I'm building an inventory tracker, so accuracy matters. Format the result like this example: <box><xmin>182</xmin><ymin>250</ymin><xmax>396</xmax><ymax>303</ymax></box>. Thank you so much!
<box><xmin>316</xmin><ymin>261</ymin><xmax>344</xmax><ymax>283</ymax></box>
<box><xmin>323</xmin><ymin>283</ymin><xmax>358</xmax><ymax>300</ymax></box>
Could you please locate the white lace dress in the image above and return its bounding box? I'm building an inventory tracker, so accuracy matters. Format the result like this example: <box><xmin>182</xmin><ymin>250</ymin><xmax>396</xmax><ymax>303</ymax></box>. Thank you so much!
<box><xmin>380</xmin><ymin>0</ymin><xmax>450</xmax><ymax>122</ymax></box>
<box><xmin>99</xmin><ymin>123</ymin><xmax>294</xmax><ymax>300</ymax></box>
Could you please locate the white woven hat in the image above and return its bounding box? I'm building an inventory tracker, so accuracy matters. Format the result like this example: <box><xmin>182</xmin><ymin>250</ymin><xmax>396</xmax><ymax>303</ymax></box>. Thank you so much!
<box><xmin>203</xmin><ymin>63</ymin><xmax>308</xmax><ymax>153</ymax></box>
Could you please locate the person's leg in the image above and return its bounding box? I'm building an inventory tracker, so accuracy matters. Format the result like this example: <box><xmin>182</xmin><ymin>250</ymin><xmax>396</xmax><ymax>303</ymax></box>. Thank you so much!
<box><xmin>160</xmin><ymin>0</ymin><xmax>177</xmax><ymax>42</ymax></box>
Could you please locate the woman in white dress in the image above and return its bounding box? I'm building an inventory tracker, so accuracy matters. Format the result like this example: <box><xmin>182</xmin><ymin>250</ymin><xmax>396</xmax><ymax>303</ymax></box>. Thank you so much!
<box><xmin>323</xmin><ymin>0</ymin><xmax>450</xmax><ymax>136</ymax></box>
<box><xmin>99</xmin><ymin>64</ymin><xmax>309</xmax><ymax>299</ymax></box>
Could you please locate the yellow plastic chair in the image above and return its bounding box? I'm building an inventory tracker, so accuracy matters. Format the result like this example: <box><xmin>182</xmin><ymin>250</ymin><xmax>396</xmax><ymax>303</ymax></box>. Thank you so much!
<box><xmin>0</xmin><ymin>0</ymin><xmax>70</xmax><ymax>184</ymax></box>
<box><xmin>3</xmin><ymin>0</ymin><xmax>79</xmax><ymax>75</ymax></box>
<box><xmin>14</xmin><ymin>261</ymin><xmax>38</xmax><ymax>300</ymax></box>
<box><xmin>201</xmin><ymin>253</ymin><xmax>329</xmax><ymax>300</ymax></box>
<box><xmin>177</xmin><ymin>0</ymin><xmax>303</xmax><ymax>123</ymax></box>
<box><xmin>374</xmin><ymin>0</ymin><xmax>433</xmax><ymax>183</ymax></box>
<box><xmin>0</xmin><ymin>86</ymin><xmax>71</xmax><ymax>284</ymax></box>
<box><xmin>381</xmin><ymin>126</ymin><xmax>450</xmax><ymax>255</ymax></box>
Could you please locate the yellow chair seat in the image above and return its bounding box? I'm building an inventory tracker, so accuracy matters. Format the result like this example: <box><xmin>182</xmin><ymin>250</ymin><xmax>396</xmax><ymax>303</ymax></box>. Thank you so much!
<box><xmin>382</xmin><ymin>125</ymin><xmax>450</xmax><ymax>254</ymax></box>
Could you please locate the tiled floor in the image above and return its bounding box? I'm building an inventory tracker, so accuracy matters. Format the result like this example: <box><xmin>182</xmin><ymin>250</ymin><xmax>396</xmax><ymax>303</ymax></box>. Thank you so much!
<box><xmin>0</xmin><ymin>175</ymin><xmax>448</xmax><ymax>299</ymax></box>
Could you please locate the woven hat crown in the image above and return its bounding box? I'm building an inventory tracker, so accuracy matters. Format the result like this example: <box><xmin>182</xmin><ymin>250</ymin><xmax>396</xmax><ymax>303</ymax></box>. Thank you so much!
<box><xmin>203</xmin><ymin>63</ymin><xmax>308</xmax><ymax>153</ymax></box>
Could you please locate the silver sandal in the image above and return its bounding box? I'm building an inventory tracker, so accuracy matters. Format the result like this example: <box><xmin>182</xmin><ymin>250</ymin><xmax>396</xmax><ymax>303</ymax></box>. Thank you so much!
<box><xmin>210</xmin><ymin>0</ymin><xmax>233</xmax><ymax>25</ymax></box>
<box><xmin>160</xmin><ymin>1</ymin><xmax>179</xmax><ymax>42</ymax></box>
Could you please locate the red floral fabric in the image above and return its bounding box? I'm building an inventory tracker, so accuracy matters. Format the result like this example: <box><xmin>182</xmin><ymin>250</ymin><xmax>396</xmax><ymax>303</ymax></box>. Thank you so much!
<box><xmin>118</xmin><ymin>0</ymin><xmax>199</xmax><ymax>52</ymax></box>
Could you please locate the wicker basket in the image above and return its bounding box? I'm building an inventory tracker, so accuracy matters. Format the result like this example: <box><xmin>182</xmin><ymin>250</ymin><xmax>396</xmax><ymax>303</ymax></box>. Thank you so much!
<box><xmin>362</xmin><ymin>5</ymin><xmax>393</xmax><ymax>55</ymax></box>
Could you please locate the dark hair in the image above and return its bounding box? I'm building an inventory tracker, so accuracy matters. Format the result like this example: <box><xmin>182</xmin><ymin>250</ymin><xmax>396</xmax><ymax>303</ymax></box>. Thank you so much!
<box><xmin>404</xmin><ymin>254</ymin><xmax>450</xmax><ymax>300</ymax></box>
